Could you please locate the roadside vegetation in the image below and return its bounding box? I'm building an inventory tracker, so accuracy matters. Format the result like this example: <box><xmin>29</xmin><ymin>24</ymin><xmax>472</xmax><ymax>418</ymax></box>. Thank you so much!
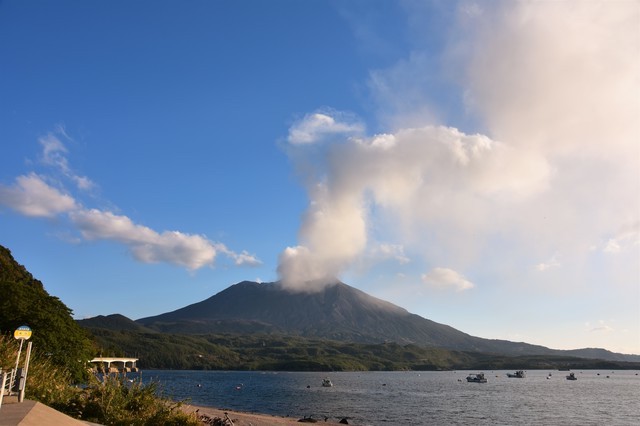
<box><xmin>0</xmin><ymin>245</ymin><xmax>199</xmax><ymax>425</ymax></box>
<box><xmin>1</xmin><ymin>334</ymin><xmax>199</xmax><ymax>425</ymax></box>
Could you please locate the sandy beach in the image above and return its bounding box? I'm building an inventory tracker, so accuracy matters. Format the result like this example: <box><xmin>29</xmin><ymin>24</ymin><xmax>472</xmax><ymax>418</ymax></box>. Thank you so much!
<box><xmin>181</xmin><ymin>403</ymin><xmax>350</xmax><ymax>425</ymax></box>
<box><xmin>0</xmin><ymin>398</ymin><xmax>347</xmax><ymax>426</ymax></box>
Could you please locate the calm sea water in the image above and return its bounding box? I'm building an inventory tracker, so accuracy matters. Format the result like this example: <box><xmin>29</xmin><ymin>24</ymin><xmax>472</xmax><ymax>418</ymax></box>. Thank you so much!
<box><xmin>140</xmin><ymin>370</ymin><xmax>640</xmax><ymax>425</ymax></box>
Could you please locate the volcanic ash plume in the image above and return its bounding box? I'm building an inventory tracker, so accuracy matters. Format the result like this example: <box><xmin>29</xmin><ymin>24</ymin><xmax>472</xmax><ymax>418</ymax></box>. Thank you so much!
<box><xmin>277</xmin><ymin>0</ymin><xmax>639</xmax><ymax>292</ymax></box>
<box><xmin>278</xmin><ymin>123</ymin><xmax>550</xmax><ymax>291</ymax></box>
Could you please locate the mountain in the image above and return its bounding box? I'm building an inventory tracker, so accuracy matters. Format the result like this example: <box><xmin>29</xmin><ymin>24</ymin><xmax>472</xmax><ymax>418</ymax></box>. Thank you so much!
<box><xmin>124</xmin><ymin>280</ymin><xmax>639</xmax><ymax>362</ymax></box>
<box><xmin>78</xmin><ymin>313</ymin><xmax>155</xmax><ymax>332</ymax></box>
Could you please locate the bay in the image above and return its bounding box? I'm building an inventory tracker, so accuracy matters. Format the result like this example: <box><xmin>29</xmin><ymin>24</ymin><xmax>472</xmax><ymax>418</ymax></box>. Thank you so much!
<box><xmin>140</xmin><ymin>370</ymin><xmax>640</xmax><ymax>425</ymax></box>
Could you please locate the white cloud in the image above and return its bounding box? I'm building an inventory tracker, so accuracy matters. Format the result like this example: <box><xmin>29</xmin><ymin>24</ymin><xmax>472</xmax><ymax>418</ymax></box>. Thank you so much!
<box><xmin>603</xmin><ymin>222</ymin><xmax>640</xmax><ymax>254</ymax></box>
<box><xmin>369</xmin><ymin>243</ymin><xmax>410</xmax><ymax>265</ymax></box>
<box><xmin>590</xmin><ymin>325</ymin><xmax>615</xmax><ymax>333</ymax></box>
<box><xmin>603</xmin><ymin>239</ymin><xmax>621</xmax><ymax>254</ymax></box>
<box><xmin>69</xmin><ymin>209</ymin><xmax>259</xmax><ymax>271</ymax></box>
<box><xmin>0</xmin><ymin>173</ymin><xmax>78</xmax><ymax>217</ymax></box>
<box><xmin>421</xmin><ymin>267</ymin><xmax>474</xmax><ymax>292</ymax></box>
<box><xmin>70</xmin><ymin>209</ymin><xmax>216</xmax><ymax>269</ymax></box>
<box><xmin>38</xmin><ymin>130</ymin><xmax>95</xmax><ymax>191</ymax></box>
<box><xmin>460</xmin><ymin>0</ymin><xmax>639</xmax><ymax>247</ymax></box>
<box><xmin>458</xmin><ymin>2</ymin><xmax>482</xmax><ymax>18</ymax></box>
<box><xmin>1</xmin><ymin>127</ymin><xmax>262</xmax><ymax>273</ymax></box>
<box><xmin>287</xmin><ymin>112</ymin><xmax>364</xmax><ymax>145</ymax></box>
<box><xmin>278</xmin><ymin>0</ymin><xmax>639</xmax><ymax>295</ymax></box>
<box><xmin>278</xmin><ymin>123</ymin><xmax>551</xmax><ymax>288</ymax></box>
<box><xmin>40</xmin><ymin>132</ymin><xmax>68</xmax><ymax>164</ymax></box>
<box><xmin>586</xmin><ymin>320</ymin><xmax>615</xmax><ymax>334</ymax></box>
<box><xmin>228</xmin><ymin>250</ymin><xmax>262</xmax><ymax>267</ymax></box>
<box><xmin>536</xmin><ymin>254</ymin><xmax>561</xmax><ymax>272</ymax></box>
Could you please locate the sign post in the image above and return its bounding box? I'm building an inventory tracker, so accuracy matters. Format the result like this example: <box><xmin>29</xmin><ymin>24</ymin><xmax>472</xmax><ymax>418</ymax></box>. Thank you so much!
<box><xmin>18</xmin><ymin>342</ymin><xmax>32</xmax><ymax>402</ymax></box>
<box><xmin>13</xmin><ymin>325</ymin><xmax>32</xmax><ymax>341</ymax></box>
<box><xmin>13</xmin><ymin>325</ymin><xmax>32</xmax><ymax>400</ymax></box>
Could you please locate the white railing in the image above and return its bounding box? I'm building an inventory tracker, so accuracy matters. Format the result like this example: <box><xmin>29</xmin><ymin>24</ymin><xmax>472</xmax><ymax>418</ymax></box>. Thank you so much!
<box><xmin>0</xmin><ymin>367</ymin><xmax>21</xmax><ymax>409</ymax></box>
<box><xmin>1</xmin><ymin>341</ymin><xmax>33</xmax><ymax>408</ymax></box>
<box><xmin>0</xmin><ymin>368</ymin><xmax>13</xmax><ymax>409</ymax></box>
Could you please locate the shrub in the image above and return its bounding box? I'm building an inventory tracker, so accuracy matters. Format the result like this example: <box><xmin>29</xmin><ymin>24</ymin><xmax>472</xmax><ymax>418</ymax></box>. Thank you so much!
<box><xmin>61</xmin><ymin>375</ymin><xmax>198</xmax><ymax>426</ymax></box>
<box><xmin>0</xmin><ymin>335</ymin><xmax>198</xmax><ymax>425</ymax></box>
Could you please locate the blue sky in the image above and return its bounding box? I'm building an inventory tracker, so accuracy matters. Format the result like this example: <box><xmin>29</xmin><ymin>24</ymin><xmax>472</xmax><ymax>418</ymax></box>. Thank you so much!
<box><xmin>1</xmin><ymin>0</ymin><xmax>638</xmax><ymax>355</ymax></box>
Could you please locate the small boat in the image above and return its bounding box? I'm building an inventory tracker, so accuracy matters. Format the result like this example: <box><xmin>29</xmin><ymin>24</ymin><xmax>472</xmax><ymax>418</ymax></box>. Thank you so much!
<box><xmin>506</xmin><ymin>370</ymin><xmax>526</xmax><ymax>378</ymax></box>
<box><xmin>322</xmin><ymin>378</ymin><xmax>333</xmax><ymax>387</ymax></box>
<box><xmin>566</xmin><ymin>372</ymin><xmax>577</xmax><ymax>381</ymax></box>
<box><xmin>466</xmin><ymin>373</ymin><xmax>487</xmax><ymax>383</ymax></box>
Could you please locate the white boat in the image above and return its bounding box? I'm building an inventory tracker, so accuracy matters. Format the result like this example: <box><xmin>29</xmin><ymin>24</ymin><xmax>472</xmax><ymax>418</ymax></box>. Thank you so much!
<box><xmin>466</xmin><ymin>373</ymin><xmax>487</xmax><ymax>383</ymax></box>
<box><xmin>506</xmin><ymin>370</ymin><xmax>526</xmax><ymax>378</ymax></box>
<box><xmin>322</xmin><ymin>378</ymin><xmax>333</xmax><ymax>387</ymax></box>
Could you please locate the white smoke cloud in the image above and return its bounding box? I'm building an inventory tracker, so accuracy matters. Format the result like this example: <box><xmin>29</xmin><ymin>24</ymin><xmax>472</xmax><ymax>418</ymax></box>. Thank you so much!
<box><xmin>278</xmin><ymin>0</ymin><xmax>639</xmax><ymax>292</ymax></box>
<box><xmin>459</xmin><ymin>0</ymin><xmax>639</xmax><ymax>264</ymax></box>
<box><xmin>369</xmin><ymin>243</ymin><xmax>410</xmax><ymax>265</ymax></box>
<box><xmin>536</xmin><ymin>253</ymin><xmax>561</xmax><ymax>272</ymax></box>
<box><xmin>421</xmin><ymin>267</ymin><xmax>474</xmax><ymax>292</ymax></box>
<box><xmin>602</xmin><ymin>222</ymin><xmax>640</xmax><ymax>254</ymax></box>
<box><xmin>278</xmin><ymin>179</ymin><xmax>368</xmax><ymax>290</ymax></box>
<box><xmin>279</xmin><ymin>119</ymin><xmax>551</xmax><ymax>290</ymax></box>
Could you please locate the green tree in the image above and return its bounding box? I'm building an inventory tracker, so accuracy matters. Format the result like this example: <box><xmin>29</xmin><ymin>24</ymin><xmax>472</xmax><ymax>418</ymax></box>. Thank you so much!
<box><xmin>0</xmin><ymin>245</ymin><xmax>95</xmax><ymax>381</ymax></box>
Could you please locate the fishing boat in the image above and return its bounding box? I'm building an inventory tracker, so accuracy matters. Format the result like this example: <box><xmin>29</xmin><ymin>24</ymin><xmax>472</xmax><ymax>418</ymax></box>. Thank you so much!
<box><xmin>322</xmin><ymin>378</ymin><xmax>333</xmax><ymax>387</ymax></box>
<box><xmin>466</xmin><ymin>373</ymin><xmax>487</xmax><ymax>383</ymax></box>
<box><xmin>566</xmin><ymin>372</ymin><xmax>577</xmax><ymax>381</ymax></box>
<box><xmin>506</xmin><ymin>370</ymin><xmax>526</xmax><ymax>378</ymax></box>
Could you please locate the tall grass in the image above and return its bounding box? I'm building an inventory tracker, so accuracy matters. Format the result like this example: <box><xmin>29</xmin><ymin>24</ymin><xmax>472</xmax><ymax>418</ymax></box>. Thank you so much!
<box><xmin>1</xmin><ymin>335</ymin><xmax>198</xmax><ymax>425</ymax></box>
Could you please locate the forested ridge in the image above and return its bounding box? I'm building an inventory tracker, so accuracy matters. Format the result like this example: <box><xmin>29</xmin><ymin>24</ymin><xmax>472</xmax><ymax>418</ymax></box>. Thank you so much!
<box><xmin>86</xmin><ymin>327</ymin><xmax>640</xmax><ymax>372</ymax></box>
<box><xmin>0</xmin><ymin>245</ymin><xmax>94</xmax><ymax>380</ymax></box>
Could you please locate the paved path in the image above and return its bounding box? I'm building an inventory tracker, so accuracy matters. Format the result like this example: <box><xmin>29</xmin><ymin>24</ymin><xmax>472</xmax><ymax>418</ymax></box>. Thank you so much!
<box><xmin>0</xmin><ymin>398</ymin><xmax>97</xmax><ymax>426</ymax></box>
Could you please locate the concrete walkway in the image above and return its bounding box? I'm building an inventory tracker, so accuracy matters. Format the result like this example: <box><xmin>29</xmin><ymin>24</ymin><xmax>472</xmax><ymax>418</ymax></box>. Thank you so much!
<box><xmin>0</xmin><ymin>397</ymin><xmax>98</xmax><ymax>426</ymax></box>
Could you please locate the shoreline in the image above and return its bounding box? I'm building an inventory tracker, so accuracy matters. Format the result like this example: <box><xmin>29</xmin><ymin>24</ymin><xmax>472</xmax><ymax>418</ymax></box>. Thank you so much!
<box><xmin>180</xmin><ymin>403</ymin><xmax>349</xmax><ymax>425</ymax></box>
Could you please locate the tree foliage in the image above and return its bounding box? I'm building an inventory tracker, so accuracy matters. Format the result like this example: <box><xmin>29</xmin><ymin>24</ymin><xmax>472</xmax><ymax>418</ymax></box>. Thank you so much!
<box><xmin>0</xmin><ymin>245</ymin><xmax>95</xmax><ymax>381</ymax></box>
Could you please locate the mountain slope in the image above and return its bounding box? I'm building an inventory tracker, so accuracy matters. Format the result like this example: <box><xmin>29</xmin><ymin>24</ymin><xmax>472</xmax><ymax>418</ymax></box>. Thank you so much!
<box><xmin>133</xmin><ymin>281</ymin><xmax>638</xmax><ymax>362</ymax></box>
<box><xmin>136</xmin><ymin>281</ymin><xmax>472</xmax><ymax>345</ymax></box>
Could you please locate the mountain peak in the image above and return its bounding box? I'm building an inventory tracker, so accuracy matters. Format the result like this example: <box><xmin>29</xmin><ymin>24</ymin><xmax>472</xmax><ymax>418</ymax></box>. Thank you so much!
<box><xmin>135</xmin><ymin>280</ymin><xmax>452</xmax><ymax>344</ymax></box>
